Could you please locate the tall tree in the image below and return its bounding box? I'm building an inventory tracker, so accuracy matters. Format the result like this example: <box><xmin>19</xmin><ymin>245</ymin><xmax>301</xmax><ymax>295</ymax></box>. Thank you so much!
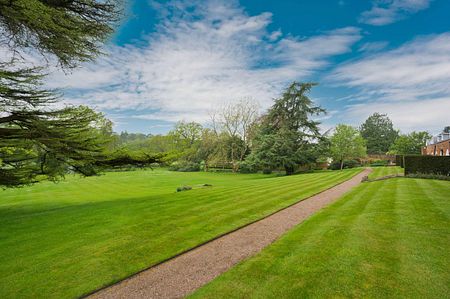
<box><xmin>170</xmin><ymin>121</ymin><xmax>203</xmax><ymax>147</ymax></box>
<box><xmin>211</xmin><ymin>98</ymin><xmax>259</xmax><ymax>172</ymax></box>
<box><xmin>330</xmin><ymin>124</ymin><xmax>366</xmax><ymax>170</ymax></box>
<box><xmin>360</xmin><ymin>113</ymin><xmax>398</xmax><ymax>154</ymax></box>
<box><xmin>0</xmin><ymin>0</ymin><xmax>121</xmax><ymax>186</ymax></box>
<box><xmin>389</xmin><ymin>131</ymin><xmax>431</xmax><ymax>155</ymax></box>
<box><xmin>249</xmin><ymin>82</ymin><xmax>326</xmax><ymax>175</ymax></box>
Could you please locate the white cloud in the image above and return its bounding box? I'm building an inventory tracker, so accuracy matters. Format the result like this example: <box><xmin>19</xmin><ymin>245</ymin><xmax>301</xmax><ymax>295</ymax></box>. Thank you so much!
<box><xmin>346</xmin><ymin>98</ymin><xmax>450</xmax><ymax>133</ymax></box>
<box><xmin>359</xmin><ymin>0</ymin><xmax>431</xmax><ymax>26</ymax></box>
<box><xmin>358</xmin><ymin>41</ymin><xmax>389</xmax><ymax>52</ymax></box>
<box><xmin>330</xmin><ymin>32</ymin><xmax>450</xmax><ymax>132</ymax></box>
<box><xmin>47</xmin><ymin>0</ymin><xmax>361</xmax><ymax>123</ymax></box>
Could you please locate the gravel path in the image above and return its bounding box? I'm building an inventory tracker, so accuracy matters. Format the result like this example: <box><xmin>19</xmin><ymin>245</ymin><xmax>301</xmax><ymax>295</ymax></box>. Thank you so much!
<box><xmin>88</xmin><ymin>168</ymin><xmax>371</xmax><ymax>299</ymax></box>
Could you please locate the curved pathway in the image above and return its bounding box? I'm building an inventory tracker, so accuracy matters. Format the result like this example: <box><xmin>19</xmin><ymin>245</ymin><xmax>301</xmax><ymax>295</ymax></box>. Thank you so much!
<box><xmin>88</xmin><ymin>168</ymin><xmax>371</xmax><ymax>299</ymax></box>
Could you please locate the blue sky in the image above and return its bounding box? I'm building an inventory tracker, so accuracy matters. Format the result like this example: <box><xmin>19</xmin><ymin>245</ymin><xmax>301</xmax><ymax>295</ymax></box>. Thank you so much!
<box><xmin>51</xmin><ymin>0</ymin><xmax>450</xmax><ymax>134</ymax></box>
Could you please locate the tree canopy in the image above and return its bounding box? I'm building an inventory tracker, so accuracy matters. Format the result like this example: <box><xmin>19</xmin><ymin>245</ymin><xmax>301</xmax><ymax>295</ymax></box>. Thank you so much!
<box><xmin>330</xmin><ymin>124</ymin><xmax>366</xmax><ymax>170</ymax></box>
<box><xmin>0</xmin><ymin>0</ymin><xmax>122</xmax><ymax>187</ymax></box>
<box><xmin>249</xmin><ymin>82</ymin><xmax>326</xmax><ymax>175</ymax></box>
<box><xmin>360</xmin><ymin>113</ymin><xmax>398</xmax><ymax>155</ymax></box>
<box><xmin>389</xmin><ymin>131</ymin><xmax>431</xmax><ymax>155</ymax></box>
<box><xmin>0</xmin><ymin>0</ymin><xmax>120</xmax><ymax>67</ymax></box>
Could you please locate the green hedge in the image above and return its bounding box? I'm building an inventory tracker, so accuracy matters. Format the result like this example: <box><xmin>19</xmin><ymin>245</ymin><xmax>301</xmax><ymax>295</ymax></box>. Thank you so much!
<box><xmin>395</xmin><ymin>155</ymin><xmax>404</xmax><ymax>168</ymax></box>
<box><xmin>404</xmin><ymin>155</ymin><xmax>450</xmax><ymax>176</ymax></box>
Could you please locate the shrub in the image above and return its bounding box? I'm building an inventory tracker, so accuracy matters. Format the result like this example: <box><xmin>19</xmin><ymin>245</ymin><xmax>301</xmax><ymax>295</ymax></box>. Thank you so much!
<box><xmin>405</xmin><ymin>173</ymin><xmax>450</xmax><ymax>181</ymax></box>
<box><xmin>239</xmin><ymin>161</ymin><xmax>257</xmax><ymax>173</ymax></box>
<box><xmin>169</xmin><ymin>161</ymin><xmax>200</xmax><ymax>172</ymax></box>
<box><xmin>329</xmin><ymin>159</ymin><xmax>360</xmax><ymax>170</ymax></box>
<box><xmin>262</xmin><ymin>168</ymin><xmax>272</xmax><ymax>174</ymax></box>
<box><xmin>395</xmin><ymin>155</ymin><xmax>404</xmax><ymax>168</ymax></box>
<box><xmin>404</xmin><ymin>155</ymin><xmax>450</xmax><ymax>176</ymax></box>
<box><xmin>370</xmin><ymin>159</ymin><xmax>389</xmax><ymax>167</ymax></box>
<box><xmin>176</xmin><ymin>185</ymin><xmax>192</xmax><ymax>192</ymax></box>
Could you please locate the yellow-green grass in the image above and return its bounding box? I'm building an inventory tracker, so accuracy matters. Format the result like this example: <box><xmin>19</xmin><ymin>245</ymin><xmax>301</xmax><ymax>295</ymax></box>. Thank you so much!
<box><xmin>368</xmin><ymin>166</ymin><xmax>404</xmax><ymax>180</ymax></box>
<box><xmin>191</xmin><ymin>178</ymin><xmax>450</xmax><ymax>298</ymax></box>
<box><xmin>0</xmin><ymin>168</ymin><xmax>361</xmax><ymax>298</ymax></box>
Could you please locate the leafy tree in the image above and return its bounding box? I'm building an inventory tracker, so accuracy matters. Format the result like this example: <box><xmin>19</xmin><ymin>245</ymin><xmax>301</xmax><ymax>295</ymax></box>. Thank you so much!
<box><xmin>211</xmin><ymin>99</ymin><xmax>259</xmax><ymax>172</ymax></box>
<box><xmin>389</xmin><ymin>131</ymin><xmax>431</xmax><ymax>155</ymax></box>
<box><xmin>196</xmin><ymin>128</ymin><xmax>220</xmax><ymax>171</ymax></box>
<box><xmin>330</xmin><ymin>124</ymin><xmax>366</xmax><ymax>170</ymax></box>
<box><xmin>360</xmin><ymin>113</ymin><xmax>398</xmax><ymax>154</ymax></box>
<box><xmin>170</xmin><ymin>121</ymin><xmax>203</xmax><ymax>147</ymax></box>
<box><xmin>0</xmin><ymin>0</ymin><xmax>121</xmax><ymax>186</ymax></box>
<box><xmin>249</xmin><ymin>82</ymin><xmax>326</xmax><ymax>175</ymax></box>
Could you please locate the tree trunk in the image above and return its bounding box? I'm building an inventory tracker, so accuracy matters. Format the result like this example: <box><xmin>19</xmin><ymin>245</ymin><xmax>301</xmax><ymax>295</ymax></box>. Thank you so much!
<box><xmin>340</xmin><ymin>159</ymin><xmax>344</xmax><ymax>170</ymax></box>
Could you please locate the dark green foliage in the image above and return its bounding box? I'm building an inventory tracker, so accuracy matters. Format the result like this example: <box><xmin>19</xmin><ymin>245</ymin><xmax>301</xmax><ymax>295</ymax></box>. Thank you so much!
<box><xmin>95</xmin><ymin>151</ymin><xmax>163</xmax><ymax>169</ymax></box>
<box><xmin>0</xmin><ymin>0</ymin><xmax>120</xmax><ymax>68</ymax></box>
<box><xmin>0</xmin><ymin>67</ymin><xmax>118</xmax><ymax>186</ymax></box>
<box><xmin>329</xmin><ymin>159</ymin><xmax>360</xmax><ymax>170</ymax></box>
<box><xmin>370</xmin><ymin>159</ymin><xmax>389</xmax><ymax>167</ymax></box>
<box><xmin>405</xmin><ymin>173</ymin><xmax>450</xmax><ymax>181</ymax></box>
<box><xmin>395</xmin><ymin>155</ymin><xmax>404</xmax><ymax>168</ymax></box>
<box><xmin>389</xmin><ymin>131</ymin><xmax>431</xmax><ymax>155</ymax></box>
<box><xmin>169</xmin><ymin>161</ymin><xmax>200</xmax><ymax>172</ymax></box>
<box><xmin>404</xmin><ymin>155</ymin><xmax>450</xmax><ymax>176</ymax></box>
<box><xmin>262</xmin><ymin>168</ymin><xmax>272</xmax><ymax>174</ymax></box>
<box><xmin>248</xmin><ymin>82</ymin><xmax>326</xmax><ymax>175</ymax></box>
<box><xmin>1</xmin><ymin>1</ymin><xmax>122</xmax><ymax>187</ymax></box>
<box><xmin>176</xmin><ymin>185</ymin><xmax>192</xmax><ymax>192</ymax></box>
<box><xmin>360</xmin><ymin>113</ymin><xmax>398</xmax><ymax>154</ymax></box>
<box><xmin>238</xmin><ymin>160</ymin><xmax>257</xmax><ymax>173</ymax></box>
<box><xmin>395</xmin><ymin>155</ymin><xmax>402</xmax><ymax>167</ymax></box>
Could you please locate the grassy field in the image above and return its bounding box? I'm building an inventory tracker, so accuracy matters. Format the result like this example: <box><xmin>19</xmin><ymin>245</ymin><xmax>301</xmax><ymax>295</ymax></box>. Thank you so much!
<box><xmin>0</xmin><ymin>168</ymin><xmax>361</xmax><ymax>298</ymax></box>
<box><xmin>191</xmin><ymin>178</ymin><xmax>450</xmax><ymax>298</ymax></box>
<box><xmin>368</xmin><ymin>166</ymin><xmax>404</xmax><ymax>180</ymax></box>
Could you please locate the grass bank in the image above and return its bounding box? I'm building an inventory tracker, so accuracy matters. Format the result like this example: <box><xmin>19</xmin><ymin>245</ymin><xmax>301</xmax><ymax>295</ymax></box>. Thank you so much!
<box><xmin>0</xmin><ymin>168</ymin><xmax>360</xmax><ymax>298</ymax></box>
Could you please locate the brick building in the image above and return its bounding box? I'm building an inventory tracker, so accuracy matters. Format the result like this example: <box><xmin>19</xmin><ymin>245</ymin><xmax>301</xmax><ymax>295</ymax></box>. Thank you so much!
<box><xmin>422</xmin><ymin>126</ymin><xmax>450</xmax><ymax>156</ymax></box>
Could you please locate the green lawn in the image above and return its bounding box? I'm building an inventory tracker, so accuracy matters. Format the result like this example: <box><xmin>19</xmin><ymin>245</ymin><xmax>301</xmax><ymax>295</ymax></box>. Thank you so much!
<box><xmin>368</xmin><ymin>166</ymin><xmax>404</xmax><ymax>180</ymax></box>
<box><xmin>0</xmin><ymin>168</ymin><xmax>361</xmax><ymax>298</ymax></box>
<box><xmin>191</xmin><ymin>178</ymin><xmax>450</xmax><ymax>298</ymax></box>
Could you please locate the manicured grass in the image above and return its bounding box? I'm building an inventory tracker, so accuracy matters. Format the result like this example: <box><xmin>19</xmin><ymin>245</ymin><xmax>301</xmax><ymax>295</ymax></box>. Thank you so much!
<box><xmin>191</xmin><ymin>178</ymin><xmax>450</xmax><ymax>298</ymax></box>
<box><xmin>0</xmin><ymin>168</ymin><xmax>361</xmax><ymax>298</ymax></box>
<box><xmin>368</xmin><ymin>166</ymin><xmax>403</xmax><ymax>180</ymax></box>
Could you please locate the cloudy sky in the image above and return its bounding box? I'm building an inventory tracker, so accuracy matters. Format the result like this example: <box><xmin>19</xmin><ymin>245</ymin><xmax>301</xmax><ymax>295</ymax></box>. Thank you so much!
<box><xmin>49</xmin><ymin>0</ymin><xmax>450</xmax><ymax>134</ymax></box>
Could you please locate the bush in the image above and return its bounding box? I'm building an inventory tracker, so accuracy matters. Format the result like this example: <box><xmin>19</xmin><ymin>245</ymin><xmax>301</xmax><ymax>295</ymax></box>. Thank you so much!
<box><xmin>262</xmin><ymin>168</ymin><xmax>272</xmax><ymax>174</ymax></box>
<box><xmin>176</xmin><ymin>185</ymin><xmax>192</xmax><ymax>192</ymax></box>
<box><xmin>169</xmin><ymin>161</ymin><xmax>200</xmax><ymax>172</ymax></box>
<box><xmin>404</xmin><ymin>155</ymin><xmax>450</xmax><ymax>176</ymax></box>
<box><xmin>239</xmin><ymin>161</ymin><xmax>257</xmax><ymax>173</ymax></box>
<box><xmin>395</xmin><ymin>155</ymin><xmax>404</xmax><ymax>168</ymax></box>
<box><xmin>405</xmin><ymin>173</ymin><xmax>450</xmax><ymax>181</ymax></box>
<box><xmin>370</xmin><ymin>159</ymin><xmax>389</xmax><ymax>167</ymax></box>
<box><xmin>329</xmin><ymin>160</ymin><xmax>360</xmax><ymax>170</ymax></box>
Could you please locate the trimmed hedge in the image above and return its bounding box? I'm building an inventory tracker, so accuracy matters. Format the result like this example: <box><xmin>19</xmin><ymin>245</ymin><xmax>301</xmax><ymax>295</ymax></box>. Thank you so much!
<box><xmin>404</xmin><ymin>155</ymin><xmax>450</xmax><ymax>176</ymax></box>
<box><xmin>395</xmin><ymin>155</ymin><xmax>404</xmax><ymax>168</ymax></box>
<box><xmin>329</xmin><ymin>160</ymin><xmax>360</xmax><ymax>170</ymax></box>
